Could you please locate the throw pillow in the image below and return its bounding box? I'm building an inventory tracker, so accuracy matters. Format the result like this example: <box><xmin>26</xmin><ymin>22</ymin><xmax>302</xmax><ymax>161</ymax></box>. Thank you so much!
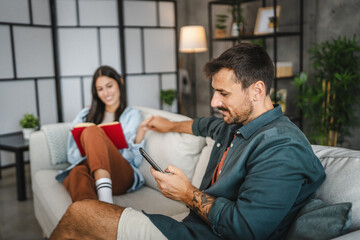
<box><xmin>286</xmin><ymin>199</ymin><xmax>352</xmax><ymax>240</ymax></box>
<box><xmin>42</xmin><ymin>123</ymin><xmax>71</xmax><ymax>165</ymax></box>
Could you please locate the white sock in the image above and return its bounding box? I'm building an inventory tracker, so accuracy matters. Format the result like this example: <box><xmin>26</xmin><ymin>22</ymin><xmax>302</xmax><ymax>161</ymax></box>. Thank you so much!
<box><xmin>95</xmin><ymin>178</ymin><xmax>114</xmax><ymax>204</ymax></box>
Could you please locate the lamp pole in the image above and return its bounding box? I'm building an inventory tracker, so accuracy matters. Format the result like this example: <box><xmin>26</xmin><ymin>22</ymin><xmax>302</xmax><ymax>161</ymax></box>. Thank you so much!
<box><xmin>179</xmin><ymin>25</ymin><xmax>207</xmax><ymax>118</ymax></box>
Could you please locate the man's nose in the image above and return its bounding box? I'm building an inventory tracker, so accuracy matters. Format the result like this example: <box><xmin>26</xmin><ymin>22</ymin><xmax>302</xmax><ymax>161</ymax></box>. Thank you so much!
<box><xmin>211</xmin><ymin>92</ymin><xmax>220</xmax><ymax>108</ymax></box>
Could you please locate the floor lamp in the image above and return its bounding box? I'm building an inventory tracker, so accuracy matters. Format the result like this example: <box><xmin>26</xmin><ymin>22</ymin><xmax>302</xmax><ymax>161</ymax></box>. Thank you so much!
<box><xmin>179</xmin><ymin>25</ymin><xmax>207</xmax><ymax>118</ymax></box>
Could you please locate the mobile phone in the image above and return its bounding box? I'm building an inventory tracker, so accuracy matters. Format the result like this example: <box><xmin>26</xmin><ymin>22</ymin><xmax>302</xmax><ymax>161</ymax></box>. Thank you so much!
<box><xmin>139</xmin><ymin>147</ymin><xmax>165</xmax><ymax>173</ymax></box>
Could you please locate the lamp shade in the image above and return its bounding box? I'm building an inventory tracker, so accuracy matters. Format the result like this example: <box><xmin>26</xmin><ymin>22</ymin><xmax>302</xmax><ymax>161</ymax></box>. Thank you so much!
<box><xmin>179</xmin><ymin>25</ymin><xmax>207</xmax><ymax>53</ymax></box>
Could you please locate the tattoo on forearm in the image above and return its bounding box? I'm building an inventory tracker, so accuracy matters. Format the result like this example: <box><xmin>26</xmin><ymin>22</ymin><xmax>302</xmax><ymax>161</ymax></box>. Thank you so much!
<box><xmin>188</xmin><ymin>190</ymin><xmax>215</xmax><ymax>224</ymax></box>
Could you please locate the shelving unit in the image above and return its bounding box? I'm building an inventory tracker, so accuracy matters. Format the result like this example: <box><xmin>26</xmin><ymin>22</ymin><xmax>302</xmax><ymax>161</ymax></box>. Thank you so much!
<box><xmin>208</xmin><ymin>0</ymin><xmax>303</xmax><ymax>128</ymax></box>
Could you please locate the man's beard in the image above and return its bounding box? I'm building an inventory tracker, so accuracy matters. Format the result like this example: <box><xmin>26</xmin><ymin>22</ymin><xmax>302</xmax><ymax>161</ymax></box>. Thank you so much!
<box><xmin>218</xmin><ymin>100</ymin><xmax>253</xmax><ymax>125</ymax></box>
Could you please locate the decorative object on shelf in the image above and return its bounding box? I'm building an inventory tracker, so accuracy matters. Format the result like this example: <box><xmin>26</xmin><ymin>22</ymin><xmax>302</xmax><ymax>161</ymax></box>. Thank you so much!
<box><xmin>293</xmin><ymin>36</ymin><xmax>360</xmax><ymax>146</ymax></box>
<box><xmin>230</xmin><ymin>5</ymin><xmax>245</xmax><ymax>37</ymax></box>
<box><xmin>215</xmin><ymin>14</ymin><xmax>228</xmax><ymax>38</ymax></box>
<box><xmin>276</xmin><ymin>62</ymin><xmax>293</xmax><ymax>78</ymax></box>
<box><xmin>20</xmin><ymin>113</ymin><xmax>39</xmax><ymax>140</ymax></box>
<box><xmin>254</xmin><ymin>6</ymin><xmax>281</xmax><ymax>35</ymax></box>
<box><xmin>179</xmin><ymin>25</ymin><xmax>208</xmax><ymax>118</ymax></box>
<box><xmin>270</xmin><ymin>88</ymin><xmax>287</xmax><ymax>113</ymax></box>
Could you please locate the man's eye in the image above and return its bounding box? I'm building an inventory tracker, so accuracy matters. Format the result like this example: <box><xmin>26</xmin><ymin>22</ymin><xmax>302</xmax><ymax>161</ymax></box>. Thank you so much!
<box><xmin>221</xmin><ymin>93</ymin><xmax>228</xmax><ymax>96</ymax></box>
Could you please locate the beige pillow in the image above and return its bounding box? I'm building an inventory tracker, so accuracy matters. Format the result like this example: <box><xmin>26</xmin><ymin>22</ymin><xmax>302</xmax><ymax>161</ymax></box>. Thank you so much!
<box><xmin>135</xmin><ymin>106</ymin><xmax>206</xmax><ymax>191</ymax></box>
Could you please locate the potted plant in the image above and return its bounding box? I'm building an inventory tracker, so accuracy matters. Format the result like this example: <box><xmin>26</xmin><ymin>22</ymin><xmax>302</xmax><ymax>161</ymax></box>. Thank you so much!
<box><xmin>20</xmin><ymin>113</ymin><xmax>39</xmax><ymax>140</ymax></box>
<box><xmin>160</xmin><ymin>89</ymin><xmax>176</xmax><ymax>112</ymax></box>
<box><xmin>293</xmin><ymin>35</ymin><xmax>360</xmax><ymax>146</ymax></box>
<box><xmin>215</xmin><ymin>14</ymin><xmax>228</xmax><ymax>38</ymax></box>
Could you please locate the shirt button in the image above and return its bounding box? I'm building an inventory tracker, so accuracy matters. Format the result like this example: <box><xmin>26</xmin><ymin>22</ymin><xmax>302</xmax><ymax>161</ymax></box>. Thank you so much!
<box><xmin>230</xmin><ymin>143</ymin><xmax>233</xmax><ymax>147</ymax></box>
<box><xmin>216</xmin><ymin>143</ymin><xmax>221</xmax><ymax>147</ymax></box>
<box><xmin>236</xmin><ymin>131</ymin><xmax>240</xmax><ymax>134</ymax></box>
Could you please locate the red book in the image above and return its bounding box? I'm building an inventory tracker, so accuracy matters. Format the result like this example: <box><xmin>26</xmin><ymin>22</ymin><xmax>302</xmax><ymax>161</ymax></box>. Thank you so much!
<box><xmin>71</xmin><ymin>121</ymin><xmax>128</xmax><ymax>156</ymax></box>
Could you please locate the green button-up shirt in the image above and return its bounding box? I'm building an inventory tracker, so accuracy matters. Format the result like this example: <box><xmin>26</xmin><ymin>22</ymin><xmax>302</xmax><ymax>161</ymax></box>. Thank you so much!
<box><xmin>147</xmin><ymin>105</ymin><xmax>326</xmax><ymax>240</ymax></box>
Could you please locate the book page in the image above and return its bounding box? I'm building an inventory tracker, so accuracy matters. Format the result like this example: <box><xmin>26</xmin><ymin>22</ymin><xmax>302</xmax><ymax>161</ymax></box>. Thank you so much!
<box><xmin>74</xmin><ymin>122</ymin><xmax>96</xmax><ymax>128</ymax></box>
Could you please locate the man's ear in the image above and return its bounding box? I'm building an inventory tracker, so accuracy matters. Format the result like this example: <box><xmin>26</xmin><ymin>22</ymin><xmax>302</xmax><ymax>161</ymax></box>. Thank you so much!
<box><xmin>252</xmin><ymin>81</ymin><xmax>266</xmax><ymax>101</ymax></box>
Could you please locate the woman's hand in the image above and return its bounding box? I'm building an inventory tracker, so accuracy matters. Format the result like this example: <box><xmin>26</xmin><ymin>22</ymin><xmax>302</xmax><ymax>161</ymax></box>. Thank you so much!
<box><xmin>134</xmin><ymin>116</ymin><xmax>154</xmax><ymax>144</ymax></box>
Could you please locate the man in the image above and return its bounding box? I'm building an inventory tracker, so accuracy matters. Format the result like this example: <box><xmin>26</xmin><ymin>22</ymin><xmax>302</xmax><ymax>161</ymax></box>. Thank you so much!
<box><xmin>50</xmin><ymin>43</ymin><xmax>325</xmax><ymax>240</ymax></box>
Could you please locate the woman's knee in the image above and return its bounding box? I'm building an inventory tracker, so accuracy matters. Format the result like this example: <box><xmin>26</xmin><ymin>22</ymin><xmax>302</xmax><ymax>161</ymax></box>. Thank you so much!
<box><xmin>81</xmin><ymin>125</ymin><xmax>104</xmax><ymax>140</ymax></box>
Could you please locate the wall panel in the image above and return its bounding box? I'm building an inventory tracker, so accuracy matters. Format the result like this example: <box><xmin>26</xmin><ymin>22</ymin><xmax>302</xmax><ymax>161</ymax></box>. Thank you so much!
<box><xmin>38</xmin><ymin>79</ymin><xmax>58</xmax><ymax>125</ymax></box>
<box><xmin>159</xmin><ymin>2</ymin><xmax>176</xmax><ymax>27</ymax></box>
<box><xmin>0</xmin><ymin>26</ymin><xmax>14</xmax><ymax>79</ymax></box>
<box><xmin>58</xmin><ymin>28</ymin><xmax>99</xmax><ymax>76</ymax></box>
<box><xmin>0</xmin><ymin>81</ymin><xmax>37</xmax><ymax>134</ymax></box>
<box><xmin>14</xmin><ymin>26</ymin><xmax>54</xmax><ymax>78</ymax></box>
<box><xmin>144</xmin><ymin>29</ymin><xmax>176</xmax><ymax>73</ymax></box>
<box><xmin>126</xmin><ymin>75</ymin><xmax>160</xmax><ymax>109</ymax></box>
<box><xmin>61</xmin><ymin>78</ymin><xmax>82</xmax><ymax>122</ymax></box>
<box><xmin>83</xmin><ymin>77</ymin><xmax>92</xmax><ymax>108</ymax></box>
<box><xmin>79</xmin><ymin>0</ymin><xmax>118</xmax><ymax>26</ymax></box>
<box><xmin>100</xmin><ymin>28</ymin><xmax>121</xmax><ymax>74</ymax></box>
<box><xmin>124</xmin><ymin>1</ymin><xmax>157</xmax><ymax>26</ymax></box>
<box><xmin>0</xmin><ymin>0</ymin><xmax>29</xmax><ymax>23</ymax></box>
<box><xmin>56</xmin><ymin>0</ymin><xmax>77</xmax><ymax>26</ymax></box>
<box><xmin>124</xmin><ymin>29</ymin><xmax>143</xmax><ymax>74</ymax></box>
<box><xmin>32</xmin><ymin>0</ymin><xmax>51</xmax><ymax>25</ymax></box>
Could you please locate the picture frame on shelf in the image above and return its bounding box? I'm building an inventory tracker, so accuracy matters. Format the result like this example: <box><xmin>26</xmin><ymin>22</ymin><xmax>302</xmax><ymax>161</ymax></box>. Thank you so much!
<box><xmin>254</xmin><ymin>6</ymin><xmax>281</xmax><ymax>35</ymax></box>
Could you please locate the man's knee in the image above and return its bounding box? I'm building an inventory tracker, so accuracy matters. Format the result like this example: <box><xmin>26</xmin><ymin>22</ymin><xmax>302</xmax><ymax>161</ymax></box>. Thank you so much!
<box><xmin>65</xmin><ymin>200</ymin><xmax>98</xmax><ymax>221</ymax></box>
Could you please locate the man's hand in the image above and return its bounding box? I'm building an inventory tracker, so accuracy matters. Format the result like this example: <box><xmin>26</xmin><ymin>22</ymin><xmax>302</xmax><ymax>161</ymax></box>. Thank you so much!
<box><xmin>151</xmin><ymin>165</ymin><xmax>215</xmax><ymax>224</ymax></box>
<box><xmin>147</xmin><ymin>116</ymin><xmax>194</xmax><ymax>134</ymax></box>
<box><xmin>150</xmin><ymin>165</ymin><xmax>193</xmax><ymax>201</ymax></box>
<box><xmin>146</xmin><ymin>116</ymin><xmax>175</xmax><ymax>133</ymax></box>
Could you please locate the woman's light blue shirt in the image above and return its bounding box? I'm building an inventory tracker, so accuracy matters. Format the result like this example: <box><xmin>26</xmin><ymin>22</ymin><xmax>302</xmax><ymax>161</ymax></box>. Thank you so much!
<box><xmin>56</xmin><ymin>106</ymin><xmax>145</xmax><ymax>192</ymax></box>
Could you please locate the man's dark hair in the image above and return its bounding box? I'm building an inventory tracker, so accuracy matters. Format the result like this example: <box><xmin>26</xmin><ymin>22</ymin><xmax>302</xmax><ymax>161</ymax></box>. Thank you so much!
<box><xmin>203</xmin><ymin>43</ymin><xmax>274</xmax><ymax>95</ymax></box>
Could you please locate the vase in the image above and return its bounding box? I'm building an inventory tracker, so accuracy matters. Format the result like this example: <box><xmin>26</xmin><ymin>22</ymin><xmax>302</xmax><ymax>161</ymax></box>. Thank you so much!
<box><xmin>22</xmin><ymin>128</ymin><xmax>35</xmax><ymax>140</ymax></box>
<box><xmin>215</xmin><ymin>29</ymin><xmax>227</xmax><ymax>38</ymax></box>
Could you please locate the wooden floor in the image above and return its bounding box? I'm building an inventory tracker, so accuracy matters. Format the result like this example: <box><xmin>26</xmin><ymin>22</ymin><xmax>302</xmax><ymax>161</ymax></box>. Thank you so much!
<box><xmin>0</xmin><ymin>164</ymin><xmax>44</xmax><ymax>240</ymax></box>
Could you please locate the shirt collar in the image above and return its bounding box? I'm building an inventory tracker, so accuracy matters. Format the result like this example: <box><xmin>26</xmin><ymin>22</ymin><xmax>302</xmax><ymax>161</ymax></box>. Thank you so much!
<box><xmin>235</xmin><ymin>104</ymin><xmax>283</xmax><ymax>139</ymax></box>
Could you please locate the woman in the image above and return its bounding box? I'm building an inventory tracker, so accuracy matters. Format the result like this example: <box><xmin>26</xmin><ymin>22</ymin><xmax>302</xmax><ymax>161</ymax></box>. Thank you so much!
<box><xmin>56</xmin><ymin>66</ymin><xmax>149</xmax><ymax>204</ymax></box>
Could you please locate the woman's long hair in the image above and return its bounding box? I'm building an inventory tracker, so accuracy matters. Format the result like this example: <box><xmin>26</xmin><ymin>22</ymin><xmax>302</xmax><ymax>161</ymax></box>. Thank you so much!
<box><xmin>86</xmin><ymin>66</ymin><xmax>127</xmax><ymax>124</ymax></box>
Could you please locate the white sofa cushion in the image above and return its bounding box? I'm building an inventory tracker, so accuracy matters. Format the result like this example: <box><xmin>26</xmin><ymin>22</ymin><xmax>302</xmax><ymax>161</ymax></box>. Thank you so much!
<box><xmin>313</xmin><ymin>145</ymin><xmax>360</xmax><ymax>231</ymax></box>
<box><xmin>135</xmin><ymin>106</ymin><xmax>206</xmax><ymax>191</ymax></box>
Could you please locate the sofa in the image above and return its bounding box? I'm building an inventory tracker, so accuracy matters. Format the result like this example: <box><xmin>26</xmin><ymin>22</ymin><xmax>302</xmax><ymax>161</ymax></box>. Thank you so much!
<box><xmin>29</xmin><ymin>106</ymin><xmax>360</xmax><ymax>239</ymax></box>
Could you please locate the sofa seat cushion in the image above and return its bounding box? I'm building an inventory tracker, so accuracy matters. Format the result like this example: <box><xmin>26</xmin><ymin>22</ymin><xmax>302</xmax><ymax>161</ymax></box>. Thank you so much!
<box><xmin>33</xmin><ymin>170</ymin><xmax>188</xmax><ymax>226</ymax></box>
<box><xmin>115</xmin><ymin>187</ymin><xmax>187</xmax><ymax>217</ymax></box>
<box><xmin>312</xmin><ymin>145</ymin><xmax>360</xmax><ymax>231</ymax></box>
